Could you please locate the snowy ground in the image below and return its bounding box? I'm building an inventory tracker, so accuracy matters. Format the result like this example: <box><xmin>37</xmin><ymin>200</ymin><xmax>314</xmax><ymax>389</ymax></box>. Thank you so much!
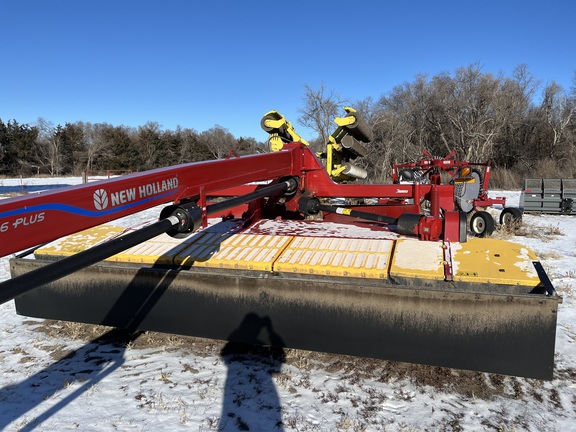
<box><xmin>1</xmin><ymin>179</ymin><xmax>575</xmax><ymax>431</ymax></box>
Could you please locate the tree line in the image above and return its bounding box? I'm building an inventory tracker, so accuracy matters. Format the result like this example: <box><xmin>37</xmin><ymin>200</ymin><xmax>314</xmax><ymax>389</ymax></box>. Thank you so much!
<box><xmin>0</xmin><ymin>120</ymin><xmax>263</xmax><ymax>176</ymax></box>
<box><xmin>2</xmin><ymin>64</ymin><xmax>575</xmax><ymax>187</ymax></box>
<box><xmin>299</xmin><ymin>64</ymin><xmax>576</xmax><ymax>186</ymax></box>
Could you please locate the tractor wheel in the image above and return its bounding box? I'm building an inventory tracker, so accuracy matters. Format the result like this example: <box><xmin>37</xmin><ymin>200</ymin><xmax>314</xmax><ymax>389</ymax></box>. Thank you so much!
<box><xmin>499</xmin><ymin>207</ymin><xmax>523</xmax><ymax>226</ymax></box>
<box><xmin>470</xmin><ymin>211</ymin><xmax>495</xmax><ymax>237</ymax></box>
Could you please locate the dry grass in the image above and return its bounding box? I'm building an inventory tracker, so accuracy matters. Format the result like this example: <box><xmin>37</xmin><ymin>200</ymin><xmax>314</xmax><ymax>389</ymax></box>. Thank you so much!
<box><xmin>489</xmin><ymin>167</ymin><xmax>523</xmax><ymax>190</ymax></box>
<box><xmin>530</xmin><ymin>158</ymin><xmax>575</xmax><ymax>179</ymax></box>
<box><xmin>555</xmin><ymin>282</ymin><xmax>576</xmax><ymax>297</ymax></box>
<box><xmin>489</xmin><ymin>158</ymin><xmax>575</xmax><ymax>190</ymax></box>
<box><xmin>495</xmin><ymin>221</ymin><xmax>564</xmax><ymax>241</ymax></box>
<box><xmin>538</xmin><ymin>251</ymin><xmax>565</xmax><ymax>260</ymax></box>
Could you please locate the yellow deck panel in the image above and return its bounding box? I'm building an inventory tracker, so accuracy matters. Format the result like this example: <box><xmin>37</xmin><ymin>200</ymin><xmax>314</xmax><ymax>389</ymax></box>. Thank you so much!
<box><xmin>111</xmin><ymin>219</ymin><xmax>245</xmax><ymax>265</ymax></box>
<box><xmin>176</xmin><ymin>233</ymin><xmax>293</xmax><ymax>271</ymax></box>
<box><xmin>106</xmin><ymin>233</ymin><xmax>190</xmax><ymax>265</ymax></box>
<box><xmin>274</xmin><ymin>237</ymin><xmax>394</xmax><ymax>278</ymax></box>
<box><xmin>34</xmin><ymin>219</ymin><xmax>247</xmax><ymax>265</ymax></box>
<box><xmin>35</xmin><ymin>225</ymin><xmax>127</xmax><ymax>257</ymax></box>
<box><xmin>389</xmin><ymin>238</ymin><xmax>445</xmax><ymax>281</ymax></box>
<box><xmin>451</xmin><ymin>237</ymin><xmax>540</xmax><ymax>286</ymax></box>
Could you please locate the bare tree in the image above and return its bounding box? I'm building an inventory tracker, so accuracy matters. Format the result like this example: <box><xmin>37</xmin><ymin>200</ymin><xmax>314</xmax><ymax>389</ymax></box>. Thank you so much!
<box><xmin>298</xmin><ymin>83</ymin><xmax>347</xmax><ymax>151</ymax></box>
<box><xmin>34</xmin><ymin>118</ymin><xmax>63</xmax><ymax>175</ymax></box>
<box><xmin>77</xmin><ymin>122</ymin><xmax>112</xmax><ymax>172</ymax></box>
<box><xmin>419</xmin><ymin>64</ymin><xmax>507</xmax><ymax>162</ymax></box>
<box><xmin>374</xmin><ymin>64</ymin><xmax>545</xmax><ymax>169</ymax></box>
<box><xmin>540</xmin><ymin>81</ymin><xmax>574</xmax><ymax>161</ymax></box>
<box><xmin>368</xmin><ymin>109</ymin><xmax>416</xmax><ymax>182</ymax></box>
<box><xmin>491</xmin><ymin>70</ymin><xmax>536</xmax><ymax>167</ymax></box>
<box><xmin>378</xmin><ymin>74</ymin><xmax>439</xmax><ymax>158</ymax></box>
<box><xmin>137</xmin><ymin>121</ymin><xmax>162</xmax><ymax>170</ymax></box>
<box><xmin>199</xmin><ymin>125</ymin><xmax>237</xmax><ymax>159</ymax></box>
<box><xmin>512</xmin><ymin>64</ymin><xmax>540</xmax><ymax>101</ymax></box>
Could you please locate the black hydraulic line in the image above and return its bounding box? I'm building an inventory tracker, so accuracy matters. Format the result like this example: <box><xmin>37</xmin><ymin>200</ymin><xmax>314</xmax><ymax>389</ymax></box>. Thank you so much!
<box><xmin>15</xmin><ymin>243</ymin><xmax>49</xmax><ymax>259</ymax></box>
<box><xmin>206</xmin><ymin>178</ymin><xmax>296</xmax><ymax>216</ymax></box>
<box><xmin>0</xmin><ymin>216</ymin><xmax>182</xmax><ymax>306</ymax></box>
<box><xmin>0</xmin><ymin>177</ymin><xmax>299</xmax><ymax>305</ymax></box>
<box><xmin>318</xmin><ymin>204</ymin><xmax>397</xmax><ymax>224</ymax></box>
<box><xmin>300</xmin><ymin>197</ymin><xmax>397</xmax><ymax>225</ymax></box>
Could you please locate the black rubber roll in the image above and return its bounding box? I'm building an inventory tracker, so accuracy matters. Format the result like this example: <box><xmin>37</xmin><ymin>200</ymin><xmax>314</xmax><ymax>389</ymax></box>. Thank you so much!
<box><xmin>396</xmin><ymin>213</ymin><xmax>423</xmax><ymax>237</ymax></box>
<box><xmin>341</xmin><ymin>135</ymin><xmax>368</xmax><ymax>158</ymax></box>
<box><xmin>260</xmin><ymin>113</ymin><xmax>280</xmax><ymax>133</ymax></box>
<box><xmin>344</xmin><ymin>112</ymin><xmax>373</xmax><ymax>143</ymax></box>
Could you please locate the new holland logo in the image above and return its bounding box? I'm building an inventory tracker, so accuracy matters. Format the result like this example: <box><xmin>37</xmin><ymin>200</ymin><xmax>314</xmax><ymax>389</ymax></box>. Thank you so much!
<box><xmin>93</xmin><ymin>189</ymin><xmax>109</xmax><ymax>210</ymax></box>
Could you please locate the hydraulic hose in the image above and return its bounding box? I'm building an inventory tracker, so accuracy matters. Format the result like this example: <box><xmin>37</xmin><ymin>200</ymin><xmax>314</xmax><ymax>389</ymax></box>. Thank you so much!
<box><xmin>0</xmin><ymin>216</ymin><xmax>183</xmax><ymax>305</ymax></box>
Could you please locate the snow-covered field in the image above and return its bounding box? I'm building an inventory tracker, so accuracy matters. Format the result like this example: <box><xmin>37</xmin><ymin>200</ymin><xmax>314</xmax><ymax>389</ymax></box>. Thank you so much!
<box><xmin>1</xmin><ymin>178</ymin><xmax>575</xmax><ymax>431</ymax></box>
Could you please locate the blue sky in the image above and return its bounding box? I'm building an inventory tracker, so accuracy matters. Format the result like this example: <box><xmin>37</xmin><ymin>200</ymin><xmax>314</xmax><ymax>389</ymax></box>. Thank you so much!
<box><xmin>1</xmin><ymin>0</ymin><xmax>574</xmax><ymax>141</ymax></box>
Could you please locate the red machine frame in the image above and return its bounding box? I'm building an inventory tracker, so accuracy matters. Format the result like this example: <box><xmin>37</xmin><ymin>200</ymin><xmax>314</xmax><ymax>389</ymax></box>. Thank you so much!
<box><xmin>0</xmin><ymin>143</ymin><xmax>466</xmax><ymax>259</ymax></box>
<box><xmin>391</xmin><ymin>149</ymin><xmax>506</xmax><ymax>209</ymax></box>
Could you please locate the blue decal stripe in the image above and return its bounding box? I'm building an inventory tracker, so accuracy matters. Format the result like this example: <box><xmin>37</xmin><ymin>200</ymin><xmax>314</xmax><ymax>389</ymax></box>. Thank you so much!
<box><xmin>0</xmin><ymin>192</ymin><xmax>173</xmax><ymax>219</ymax></box>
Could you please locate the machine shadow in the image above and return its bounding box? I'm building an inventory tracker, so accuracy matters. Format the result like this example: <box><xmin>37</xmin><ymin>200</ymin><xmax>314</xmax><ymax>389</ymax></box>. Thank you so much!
<box><xmin>0</xmin><ymin>259</ymin><xmax>180</xmax><ymax>430</ymax></box>
<box><xmin>0</xmin><ymin>328</ymin><xmax>141</xmax><ymax>431</ymax></box>
<box><xmin>2</xmin><ymin>219</ymin><xmax>282</xmax><ymax>430</ymax></box>
<box><xmin>219</xmin><ymin>313</ymin><xmax>286</xmax><ymax>432</ymax></box>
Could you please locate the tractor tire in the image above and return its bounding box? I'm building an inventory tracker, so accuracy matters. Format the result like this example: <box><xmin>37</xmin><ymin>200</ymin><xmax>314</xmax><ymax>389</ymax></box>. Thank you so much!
<box><xmin>470</xmin><ymin>211</ymin><xmax>495</xmax><ymax>237</ymax></box>
<box><xmin>499</xmin><ymin>207</ymin><xmax>523</xmax><ymax>226</ymax></box>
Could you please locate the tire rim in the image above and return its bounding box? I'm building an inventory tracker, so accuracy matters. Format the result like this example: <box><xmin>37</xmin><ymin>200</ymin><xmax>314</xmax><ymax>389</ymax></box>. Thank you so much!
<box><xmin>472</xmin><ymin>217</ymin><xmax>485</xmax><ymax>234</ymax></box>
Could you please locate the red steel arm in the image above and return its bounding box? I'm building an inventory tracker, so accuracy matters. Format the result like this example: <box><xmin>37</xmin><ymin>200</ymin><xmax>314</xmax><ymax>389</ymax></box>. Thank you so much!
<box><xmin>0</xmin><ymin>146</ymin><xmax>304</xmax><ymax>258</ymax></box>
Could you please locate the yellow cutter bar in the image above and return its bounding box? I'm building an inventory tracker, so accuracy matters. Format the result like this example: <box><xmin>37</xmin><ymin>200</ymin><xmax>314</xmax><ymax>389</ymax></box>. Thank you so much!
<box><xmin>40</xmin><ymin>225</ymin><xmax>395</xmax><ymax>278</ymax></box>
<box><xmin>34</xmin><ymin>223</ymin><xmax>542</xmax><ymax>287</ymax></box>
